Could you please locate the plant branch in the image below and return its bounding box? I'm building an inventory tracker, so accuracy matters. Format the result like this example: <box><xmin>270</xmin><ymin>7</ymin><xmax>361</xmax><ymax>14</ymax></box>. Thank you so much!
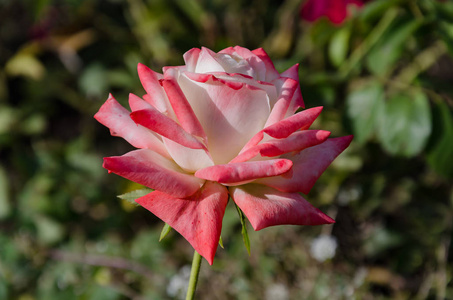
<box><xmin>49</xmin><ymin>249</ymin><xmax>154</xmax><ymax>281</ymax></box>
<box><xmin>394</xmin><ymin>40</ymin><xmax>447</xmax><ymax>85</ymax></box>
<box><xmin>185</xmin><ymin>250</ymin><xmax>202</xmax><ymax>300</ymax></box>
<box><xmin>339</xmin><ymin>8</ymin><xmax>399</xmax><ymax>78</ymax></box>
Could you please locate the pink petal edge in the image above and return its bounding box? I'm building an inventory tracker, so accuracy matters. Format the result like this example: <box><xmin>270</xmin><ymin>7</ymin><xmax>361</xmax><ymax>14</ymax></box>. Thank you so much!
<box><xmin>256</xmin><ymin>135</ymin><xmax>354</xmax><ymax>194</ymax></box>
<box><xmin>195</xmin><ymin>159</ymin><xmax>293</xmax><ymax>184</ymax></box>
<box><xmin>137</xmin><ymin>63</ymin><xmax>169</xmax><ymax>113</ymax></box>
<box><xmin>231</xmin><ymin>130</ymin><xmax>331</xmax><ymax>163</ymax></box>
<box><xmin>264</xmin><ymin>77</ymin><xmax>300</xmax><ymax>127</ymax></box>
<box><xmin>231</xmin><ymin>183</ymin><xmax>334</xmax><ymax>231</ymax></box>
<box><xmin>162</xmin><ymin>69</ymin><xmax>207</xmax><ymax>141</ymax></box>
<box><xmin>103</xmin><ymin>149</ymin><xmax>204</xmax><ymax>198</ymax></box>
<box><xmin>237</xmin><ymin>106</ymin><xmax>324</xmax><ymax>155</ymax></box>
<box><xmin>94</xmin><ymin>94</ymin><xmax>169</xmax><ymax>158</ymax></box>
<box><xmin>130</xmin><ymin>103</ymin><xmax>207</xmax><ymax>150</ymax></box>
<box><xmin>135</xmin><ymin>181</ymin><xmax>229</xmax><ymax>265</ymax></box>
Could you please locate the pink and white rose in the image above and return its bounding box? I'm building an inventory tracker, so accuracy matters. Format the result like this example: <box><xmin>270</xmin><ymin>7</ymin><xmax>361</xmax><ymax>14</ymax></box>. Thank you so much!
<box><xmin>95</xmin><ymin>46</ymin><xmax>352</xmax><ymax>264</ymax></box>
<box><xmin>300</xmin><ymin>0</ymin><xmax>364</xmax><ymax>25</ymax></box>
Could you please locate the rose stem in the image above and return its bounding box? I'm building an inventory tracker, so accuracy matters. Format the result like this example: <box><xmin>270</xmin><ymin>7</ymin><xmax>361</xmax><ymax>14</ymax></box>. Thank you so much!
<box><xmin>185</xmin><ymin>250</ymin><xmax>202</xmax><ymax>300</ymax></box>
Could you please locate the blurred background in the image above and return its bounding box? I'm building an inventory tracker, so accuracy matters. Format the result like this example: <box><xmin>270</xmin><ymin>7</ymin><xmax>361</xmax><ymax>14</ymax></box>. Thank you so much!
<box><xmin>1</xmin><ymin>0</ymin><xmax>452</xmax><ymax>299</ymax></box>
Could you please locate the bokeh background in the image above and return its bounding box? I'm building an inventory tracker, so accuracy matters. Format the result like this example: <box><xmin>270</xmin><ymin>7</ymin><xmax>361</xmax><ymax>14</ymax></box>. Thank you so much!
<box><xmin>1</xmin><ymin>0</ymin><xmax>452</xmax><ymax>299</ymax></box>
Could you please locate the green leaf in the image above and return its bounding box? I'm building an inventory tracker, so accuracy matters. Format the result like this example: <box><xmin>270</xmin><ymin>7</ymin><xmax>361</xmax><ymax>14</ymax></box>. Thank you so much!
<box><xmin>358</xmin><ymin>0</ymin><xmax>401</xmax><ymax>22</ymax></box>
<box><xmin>218</xmin><ymin>236</ymin><xmax>224</xmax><ymax>249</ymax></box>
<box><xmin>346</xmin><ymin>81</ymin><xmax>384</xmax><ymax>144</ymax></box>
<box><xmin>20</xmin><ymin>114</ymin><xmax>46</xmax><ymax>135</ymax></box>
<box><xmin>159</xmin><ymin>223</ymin><xmax>172</xmax><ymax>242</ymax></box>
<box><xmin>0</xmin><ymin>273</ymin><xmax>7</xmax><ymax>300</ymax></box>
<box><xmin>174</xmin><ymin>0</ymin><xmax>208</xmax><ymax>29</ymax></box>
<box><xmin>431</xmin><ymin>0</ymin><xmax>453</xmax><ymax>20</ymax></box>
<box><xmin>439</xmin><ymin>21</ymin><xmax>453</xmax><ymax>56</ymax></box>
<box><xmin>79</xmin><ymin>63</ymin><xmax>108</xmax><ymax>97</ymax></box>
<box><xmin>329</xmin><ymin>26</ymin><xmax>351</xmax><ymax>67</ymax></box>
<box><xmin>0</xmin><ymin>166</ymin><xmax>11</xmax><ymax>220</ymax></box>
<box><xmin>33</xmin><ymin>0</ymin><xmax>52</xmax><ymax>17</ymax></box>
<box><xmin>427</xmin><ymin>100</ymin><xmax>453</xmax><ymax>178</ymax></box>
<box><xmin>86</xmin><ymin>284</ymin><xmax>120</xmax><ymax>300</ymax></box>
<box><xmin>367</xmin><ymin>19</ymin><xmax>423</xmax><ymax>76</ymax></box>
<box><xmin>5</xmin><ymin>53</ymin><xmax>45</xmax><ymax>80</ymax></box>
<box><xmin>34</xmin><ymin>214</ymin><xmax>65</xmax><ymax>245</ymax></box>
<box><xmin>0</xmin><ymin>106</ymin><xmax>17</xmax><ymax>134</ymax></box>
<box><xmin>364</xmin><ymin>227</ymin><xmax>404</xmax><ymax>258</ymax></box>
<box><xmin>235</xmin><ymin>204</ymin><xmax>251</xmax><ymax>255</ymax></box>
<box><xmin>117</xmin><ymin>188</ymin><xmax>152</xmax><ymax>205</ymax></box>
<box><xmin>377</xmin><ymin>92</ymin><xmax>432</xmax><ymax>157</ymax></box>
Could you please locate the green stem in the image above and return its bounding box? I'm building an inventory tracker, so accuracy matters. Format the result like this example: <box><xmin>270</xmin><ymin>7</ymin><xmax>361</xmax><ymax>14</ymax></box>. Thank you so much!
<box><xmin>185</xmin><ymin>250</ymin><xmax>202</xmax><ymax>300</ymax></box>
<box><xmin>394</xmin><ymin>40</ymin><xmax>447</xmax><ymax>85</ymax></box>
<box><xmin>338</xmin><ymin>7</ymin><xmax>398</xmax><ymax>78</ymax></box>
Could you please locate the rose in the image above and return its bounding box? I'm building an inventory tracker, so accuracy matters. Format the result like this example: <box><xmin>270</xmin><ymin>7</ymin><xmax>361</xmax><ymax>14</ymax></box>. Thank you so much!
<box><xmin>95</xmin><ymin>46</ymin><xmax>352</xmax><ymax>265</ymax></box>
<box><xmin>300</xmin><ymin>0</ymin><xmax>364</xmax><ymax>25</ymax></box>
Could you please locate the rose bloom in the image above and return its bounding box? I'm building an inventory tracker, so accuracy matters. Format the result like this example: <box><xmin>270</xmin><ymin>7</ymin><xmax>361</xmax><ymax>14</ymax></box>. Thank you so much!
<box><xmin>300</xmin><ymin>0</ymin><xmax>364</xmax><ymax>25</ymax></box>
<box><xmin>95</xmin><ymin>46</ymin><xmax>352</xmax><ymax>264</ymax></box>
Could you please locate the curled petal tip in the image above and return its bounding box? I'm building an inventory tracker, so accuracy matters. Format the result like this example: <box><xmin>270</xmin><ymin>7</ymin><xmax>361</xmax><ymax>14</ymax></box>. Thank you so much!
<box><xmin>137</xmin><ymin>62</ymin><xmax>147</xmax><ymax>70</ymax></box>
<box><xmin>317</xmin><ymin>130</ymin><xmax>331</xmax><ymax>140</ymax></box>
<box><xmin>325</xmin><ymin>215</ymin><xmax>335</xmax><ymax>224</ymax></box>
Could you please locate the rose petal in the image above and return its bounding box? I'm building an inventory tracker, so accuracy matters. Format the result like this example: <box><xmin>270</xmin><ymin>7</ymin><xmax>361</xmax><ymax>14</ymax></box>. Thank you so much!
<box><xmin>194</xmin><ymin>47</ymin><xmax>226</xmax><ymax>73</ymax></box>
<box><xmin>163</xmin><ymin>137</ymin><xmax>214</xmax><ymax>173</ymax></box>
<box><xmin>231</xmin><ymin>130</ymin><xmax>331</xmax><ymax>163</ymax></box>
<box><xmin>238</xmin><ymin>107</ymin><xmax>324</xmax><ymax>155</ymax></box>
<box><xmin>184</xmin><ymin>72</ymin><xmax>245</xmax><ymax>90</ymax></box>
<box><xmin>195</xmin><ymin>159</ymin><xmax>293</xmax><ymax>184</ymax></box>
<box><xmin>300</xmin><ymin>0</ymin><xmax>362</xmax><ymax>25</ymax></box>
<box><xmin>130</xmin><ymin>104</ymin><xmax>206</xmax><ymax>150</ymax></box>
<box><xmin>185</xmin><ymin>72</ymin><xmax>278</xmax><ymax>101</ymax></box>
<box><xmin>137</xmin><ymin>63</ymin><xmax>172</xmax><ymax>114</ymax></box>
<box><xmin>264</xmin><ymin>106</ymin><xmax>323</xmax><ymax>138</ymax></box>
<box><xmin>281</xmin><ymin>63</ymin><xmax>299</xmax><ymax>81</ymax></box>
<box><xmin>219</xmin><ymin>46</ymin><xmax>261</xmax><ymax>77</ymax></box>
<box><xmin>183</xmin><ymin>48</ymin><xmax>201</xmax><ymax>72</ymax></box>
<box><xmin>214</xmin><ymin>53</ymin><xmax>256</xmax><ymax>78</ymax></box>
<box><xmin>94</xmin><ymin>94</ymin><xmax>169</xmax><ymax>158</ymax></box>
<box><xmin>128</xmin><ymin>93</ymin><xmax>154</xmax><ymax>112</ymax></box>
<box><xmin>264</xmin><ymin>77</ymin><xmax>300</xmax><ymax>127</ymax></box>
<box><xmin>178</xmin><ymin>74</ymin><xmax>270</xmax><ymax>164</ymax></box>
<box><xmin>256</xmin><ymin>135</ymin><xmax>353</xmax><ymax>194</ymax></box>
<box><xmin>281</xmin><ymin>63</ymin><xmax>305</xmax><ymax>111</ymax></box>
<box><xmin>250</xmin><ymin>47</ymin><xmax>280</xmax><ymax>82</ymax></box>
<box><xmin>103</xmin><ymin>149</ymin><xmax>204</xmax><ymax>198</ymax></box>
<box><xmin>231</xmin><ymin>184</ymin><xmax>334</xmax><ymax>231</ymax></box>
<box><xmin>135</xmin><ymin>181</ymin><xmax>229</xmax><ymax>265</ymax></box>
<box><xmin>162</xmin><ymin>68</ymin><xmax>207</xmax><ymax>141</ymax></box>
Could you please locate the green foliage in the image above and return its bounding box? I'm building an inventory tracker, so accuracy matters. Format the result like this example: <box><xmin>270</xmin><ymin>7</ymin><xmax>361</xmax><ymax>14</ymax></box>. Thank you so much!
<box><xmin>366</xmin><ymin>18</ymin><xmax>423</xmax><ymax>76</ymax></box>
<box><xmin>159</xmin><ymin>223</ymin><xmax>172</xmax><ymax>242</ymax></box>
<box><xmin>1</xmin><ymin>0</ymin><xmax>453</xmax><ymax>299</ymax></box>
<box><xmin>377</xmin><ymin>91</ymin><xmax>432</xmax><ymax>157</ymax></box>
<box><xmin>117</xmin><ymin>188</ymin><xmax>152</xmax><ymax>205</ymax></box>
<box><xmin>0</xmin><ymin>166</ymin><xmax>11</xmax><ymax>219</ymax></box>
<box><xmin>427</xmin><ymin>100</ymin><xmax>453</xmax><ymax>178</ymax></box>
<box><xmin>235</xmin><ymin>204</ymin><xmax>251</xmax><ymax>256</ymax></box>
<box><xmin>328</xmin><ymin>25</ymin><xmax>351</xmax><ymax>67</ymax></box>
<box><xmin>346</xmin><ymin>80</ymin><xmax>384</xmax><ymax>144</ymax></box>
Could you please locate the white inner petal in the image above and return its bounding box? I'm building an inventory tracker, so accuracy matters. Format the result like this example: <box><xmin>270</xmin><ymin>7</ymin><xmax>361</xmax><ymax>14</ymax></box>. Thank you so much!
<box><xmin>163</xmin><ymin>137</ymin><xmax>214</xmax><ymax>173</ymax></box>
<box><xmin>178</xmin><ymin>74</ymin><xmax>270</xmax><ymax>165</ymax></box>
<box><xmin>214</xmin><ymin>53</ymin><xmax>255</xmax><ymax>78</ymax></box>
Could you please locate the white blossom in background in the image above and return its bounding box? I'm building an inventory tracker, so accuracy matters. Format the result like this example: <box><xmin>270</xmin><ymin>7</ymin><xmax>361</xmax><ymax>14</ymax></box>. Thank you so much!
<box><xmin>337</xmin><ymin>185</ymin><xmax>362</xmax><ymax>206</ymax></box>
<box><xmin>265</xmin><ymin>283</ymin><xmax>289</xmax><ymax>300</ymax></box>
<box><xmin>166</xmin><ymin>265</ymin><xmax>191</xmax><ymax>299</ymax></box>
<box><xmin>310</xmin><ymin>234</ymin><xmax>338</xmax><ymax>262</ymax></box>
